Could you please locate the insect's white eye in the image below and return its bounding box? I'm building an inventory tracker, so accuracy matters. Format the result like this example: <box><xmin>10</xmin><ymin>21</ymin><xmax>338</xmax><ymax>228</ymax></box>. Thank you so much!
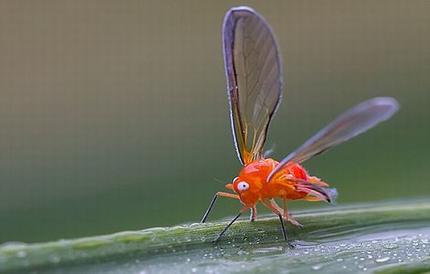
<box><xmin>237</xmin><ymin>181</ymin><xmax>249</xmax><ymax>191</ymax></box>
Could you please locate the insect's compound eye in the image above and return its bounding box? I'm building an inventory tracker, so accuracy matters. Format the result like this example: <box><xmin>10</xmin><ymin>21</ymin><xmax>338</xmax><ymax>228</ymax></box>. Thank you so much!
<box><xmin>237</xmin><ymin>181</ymin><xmax>250</xmax><ymax>192</ymax></box>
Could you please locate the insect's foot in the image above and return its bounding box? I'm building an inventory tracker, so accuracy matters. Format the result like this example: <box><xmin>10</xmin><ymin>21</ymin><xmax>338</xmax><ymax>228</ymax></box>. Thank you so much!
<box><xmin>212</xmin><ymin>238</ymin><xmax>221</xmax><ymax>244</ymax></box>
<box><xmin>287</xmin><ymin>217</ymin><xmax>303</xmax><ymax>228</ymax></box>
<box><xmin>287</xmin><ymin>241</ymin><xmax>296</xmax><ymax>248</ymax></box>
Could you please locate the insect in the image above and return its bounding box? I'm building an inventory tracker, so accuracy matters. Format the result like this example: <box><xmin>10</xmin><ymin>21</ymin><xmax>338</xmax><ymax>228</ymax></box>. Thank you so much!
<box><xmin>200</xmin><ymin>6</ymin><xmax>399</xmax><ymax>244</ymax></box>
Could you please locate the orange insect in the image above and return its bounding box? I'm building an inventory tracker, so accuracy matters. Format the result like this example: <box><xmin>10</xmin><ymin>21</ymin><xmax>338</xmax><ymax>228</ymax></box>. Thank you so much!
<box><xmin>201</xmin><ymin>6</ymin><xmax>399</xmax><ymax>244</ymax></box>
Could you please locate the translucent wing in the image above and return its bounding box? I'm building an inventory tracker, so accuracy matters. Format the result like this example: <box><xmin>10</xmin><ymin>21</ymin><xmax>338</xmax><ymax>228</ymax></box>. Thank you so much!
<box><xmin>223</xmin><ymin>7</ymin><xmax>283</xmax><ymax>165</ymax></box>
<box><xmin>267</xmin><ymin>97</ymin><xmax>399</xmax><ymax>181</ymax></box>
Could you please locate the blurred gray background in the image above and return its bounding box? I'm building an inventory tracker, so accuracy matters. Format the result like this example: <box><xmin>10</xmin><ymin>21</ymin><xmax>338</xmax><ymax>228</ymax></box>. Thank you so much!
<box><xmin>0</xmin><ymin>0</ymin><xmax>429</xmax><ymax>243</ymax></box>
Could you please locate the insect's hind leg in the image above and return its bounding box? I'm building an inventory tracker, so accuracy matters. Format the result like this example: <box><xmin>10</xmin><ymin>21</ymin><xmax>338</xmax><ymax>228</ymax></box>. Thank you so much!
<box><xmin>200</xmin><ymin>192</ymin><xmax>239</xmax><ymax>223</ymax></box>
<box><xmin>262</xmin><ymin>199</ymin><xmax>296</xmax><ymax>247</ymax></box>
<box><xmin>262</xmin><ymin>199</ymin><xmax>284</xmax><ymax>216</ymax></box>
<box><xmin>282</xmin><ymin>199</ymin><xmax>303</xmax><ymax>228</ymax></box>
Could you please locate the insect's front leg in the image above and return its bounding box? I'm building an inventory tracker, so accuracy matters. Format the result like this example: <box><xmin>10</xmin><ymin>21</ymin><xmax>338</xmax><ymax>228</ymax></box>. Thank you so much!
<box><xmin>200</xmin><ymin>192</ymin><xmax>239</xmax><ymax>223</ymax></box>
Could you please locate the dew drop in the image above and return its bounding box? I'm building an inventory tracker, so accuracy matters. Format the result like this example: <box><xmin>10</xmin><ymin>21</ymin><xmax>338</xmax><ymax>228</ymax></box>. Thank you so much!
<box><xmin>384</xmin><ymin>243</ymin><xmax>398</xmax><ymax>249</ymax></box>
<box><xmin>375</xmin><ymin>257</ymin><xmax>390</xmax><ymax>263</ymax></box>
<box><xmin>312</xmin><ymin>265</ymin><xmax>323</xmax><ymax>270</ymax></box>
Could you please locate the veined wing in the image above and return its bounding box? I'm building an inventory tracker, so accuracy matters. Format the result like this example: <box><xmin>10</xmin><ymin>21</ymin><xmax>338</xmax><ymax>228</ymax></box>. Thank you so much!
<box><xmin>223</xmin><ymin>6</ymin><xmax>283</xmax><ymax>165</ymax></box>
<box><xmin>267</xmin><ymin>97</ymin><xmax>399</xmax><ymax>181</ymax></box>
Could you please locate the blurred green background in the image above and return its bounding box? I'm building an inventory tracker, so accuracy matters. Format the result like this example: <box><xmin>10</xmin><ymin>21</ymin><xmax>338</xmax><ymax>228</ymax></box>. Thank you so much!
<box><xmin>0</xmin><ymin>0</ymin><xmax>429</xmax><ymax>243</ymax></box>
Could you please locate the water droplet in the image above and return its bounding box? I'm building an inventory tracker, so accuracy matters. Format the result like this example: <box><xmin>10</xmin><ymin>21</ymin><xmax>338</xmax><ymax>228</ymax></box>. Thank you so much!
<box><xmin>252</xmin><ymin>246</ymin><xmax>283</xmax><ymax>254</ymax></box>
<box><xmin>191</xmin><ymin>267</ymin><xmax>197</xmax><ymax>273</ymax></box>
<box><xmin>312</xmin><ymin>265</ymin><xmax>323</xmax><ymax>270</ymax></box>
<box><xmin>375</xmin><ymin>257</ymin><xmax>390</xmax><ymax>263</ymax></box>
<box><xmin>384</xmin><ymin>243</ymin><xmax>398</xmax><ymax>249</ymax></box>
<box><xmin>237</xmin><ymin>250</ymin><xmax>248</xmax><ymax>256</ymax></box>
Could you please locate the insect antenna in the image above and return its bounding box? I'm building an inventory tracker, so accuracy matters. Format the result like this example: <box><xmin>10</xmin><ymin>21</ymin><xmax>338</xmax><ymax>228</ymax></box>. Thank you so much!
<box><xmin>213</xmin><ymin>177</ymin><xmax>226</xmax><ymax>184</ymax></box>
<box><xmin>263</xmin><ymin>144</ymin><xmax>276</xmax><ymax>158</ymax></box>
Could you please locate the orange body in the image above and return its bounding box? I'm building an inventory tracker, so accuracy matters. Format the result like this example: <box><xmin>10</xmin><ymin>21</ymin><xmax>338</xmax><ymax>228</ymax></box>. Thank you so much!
<box><xmin>226</xmin><ymin>158</ymin><xmax>331</xmax><ymax>208</ymax></box>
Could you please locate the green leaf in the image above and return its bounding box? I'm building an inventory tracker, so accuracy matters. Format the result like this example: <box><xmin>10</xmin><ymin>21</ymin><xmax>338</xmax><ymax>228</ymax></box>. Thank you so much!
<box><xmin>1</xmin><ymin>200</ymin><xmax>429</xmax><ymax>273</ymax></box>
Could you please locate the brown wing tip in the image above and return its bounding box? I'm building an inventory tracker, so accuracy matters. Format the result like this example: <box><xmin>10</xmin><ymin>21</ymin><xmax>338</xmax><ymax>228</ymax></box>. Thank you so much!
<box><xmin>227</xmin><ymin>6</ymin><xmax>257</xmax><ymax>16</ymax></box>
<box><xmin>223</xmin><ymin>6</ymin><xmax>266</xmax><ymax>30</ymax></box>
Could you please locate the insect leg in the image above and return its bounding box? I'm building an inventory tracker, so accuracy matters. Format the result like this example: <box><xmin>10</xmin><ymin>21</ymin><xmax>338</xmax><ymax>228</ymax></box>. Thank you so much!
<box><xmin>262</xmin><ymin>199</ymin><xmax>295</xmax><ymax>245</ymax></box>
<box><xmin>277</xmin><ymin>214</ymin><xmax>295</xmax><ymax>248</ymax></box>
<box><xmin>213</xmin><ymin>208</ymin><xmax>246</xmax><ymax>243</ymax></box>
<box><xmin>250</xmin><ymin>206</ymin><xmax>257</xmax><ymax>222</ymax></box>
<box><xmin>282</xmin><ymin>199</ymin><xmax>303</xmax><ymax>227</ymax></box>
<box><xmin>262</xmin><ymin>199</ymin><xmax>284</xmax><ymax>216</ymax></box>
<box><xmin>282</xmin><ymin>199</ymin><xmax>289</xmax><ymax>218</ymax></box>
<box><xmin>278</xmin><ymin>214</ymin><xmax>288</xmax><ymax>241</ymax></box>
<box><xmin>200</xmin><ymin>192</ymin><xmax>239</xmax><ymax>223</ymax></box>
